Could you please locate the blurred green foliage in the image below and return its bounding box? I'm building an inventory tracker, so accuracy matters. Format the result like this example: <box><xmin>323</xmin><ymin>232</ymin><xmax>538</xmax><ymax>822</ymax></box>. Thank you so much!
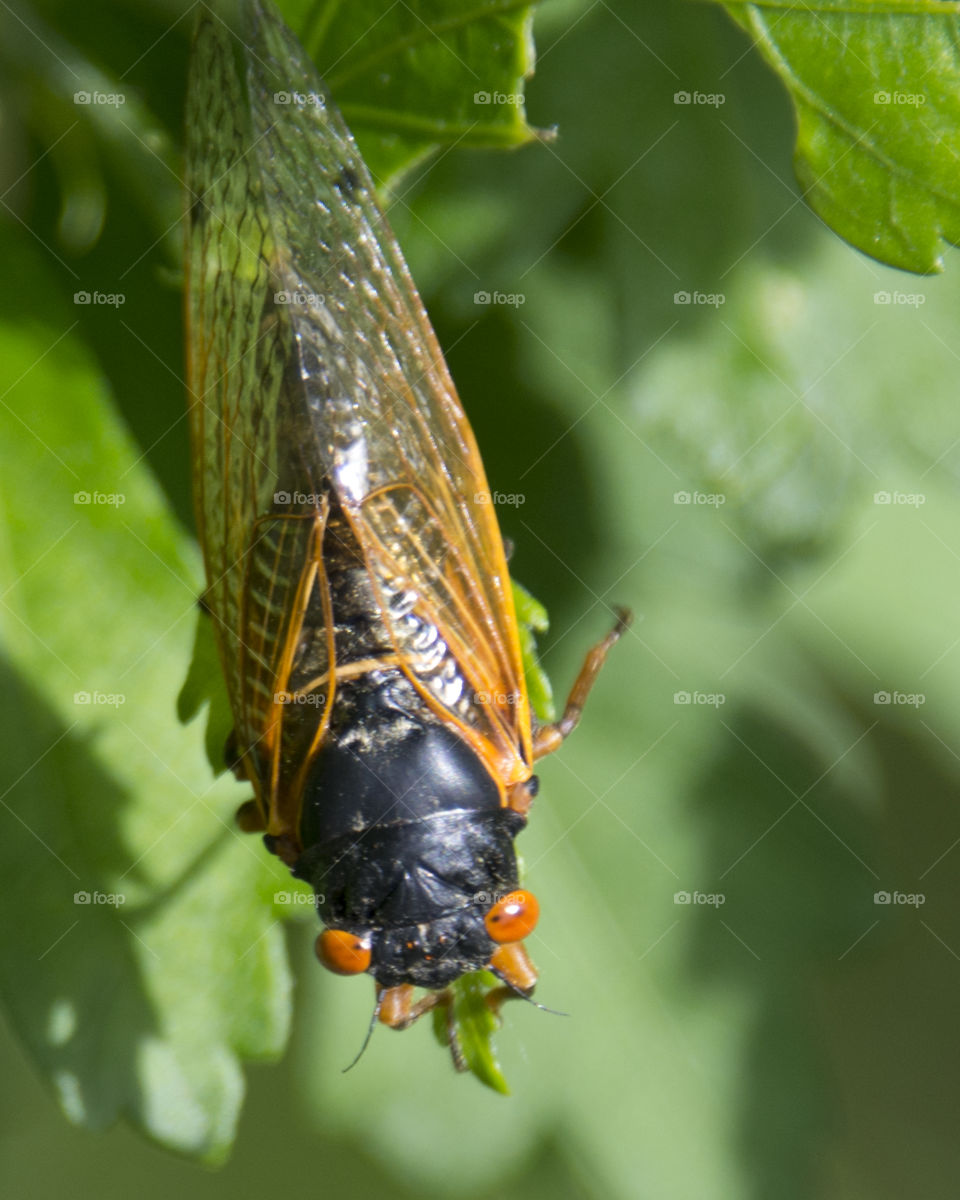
<box><xmin>3</xmin><ymin>0</ymin><xmax>960</xmax><ymax>1197</ymax></box>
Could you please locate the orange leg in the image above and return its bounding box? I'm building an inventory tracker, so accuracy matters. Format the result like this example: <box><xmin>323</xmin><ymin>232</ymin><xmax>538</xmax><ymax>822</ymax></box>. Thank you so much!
<box><xmin>533</xmin><ymin>607</ymin><xmax>632</xmax><ymax>760</ymax></box>
<box><xmin>377</xmin><ymin>983</ymin><xmax>450</xmax><ymax>1030</ymax></box>
<box><xmin>489</xmin><ymin>942</ymin><xmax>538</xmax><ymax>996</ymax></box>
<box><xmin>377</xmin><ymin>984</ymin><xmax>466</xmax><ymax>1071</ymax></box>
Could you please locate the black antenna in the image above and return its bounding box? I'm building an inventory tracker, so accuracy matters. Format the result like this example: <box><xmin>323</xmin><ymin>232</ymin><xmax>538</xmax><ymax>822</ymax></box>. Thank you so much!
<box><xmin>342</xmin><ymin>992</ymin><xmax>383</xmax><ymax>1073</ymax></box>
<box><xmin>487</xmin><ymin>970</ymin><xmax>569</xmax><ymax>1018</ymax></box>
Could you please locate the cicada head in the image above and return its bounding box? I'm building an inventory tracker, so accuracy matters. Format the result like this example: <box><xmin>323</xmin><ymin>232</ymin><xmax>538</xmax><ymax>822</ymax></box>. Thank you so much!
<box><xmin>292</xmin><ymin>713</ymin><xmax>539</xmax><ymax>990</ymax></box>
<box><xmin>315</xmin><ymin>880</ymin><xmax>541</xmax><ymax>992</ymax></box>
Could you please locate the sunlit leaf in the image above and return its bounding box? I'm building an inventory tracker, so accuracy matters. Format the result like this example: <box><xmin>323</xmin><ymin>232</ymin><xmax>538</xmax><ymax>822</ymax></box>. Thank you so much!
<box><xmin>716</xmin><ymin>0</ymin><xmax>960</xmax><ymax>271</ymax></box>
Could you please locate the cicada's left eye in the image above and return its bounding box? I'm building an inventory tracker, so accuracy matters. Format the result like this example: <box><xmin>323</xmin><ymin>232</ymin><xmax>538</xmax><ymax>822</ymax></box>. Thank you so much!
<box><xmin>484</xmin><ymin>891</ymin><xmax>540</xmax><ymax>944</ymax></box>
<box><xmin>316</xmin><ymin>928</ymin><xmax>372</xmax><ymax>975</ymax></box>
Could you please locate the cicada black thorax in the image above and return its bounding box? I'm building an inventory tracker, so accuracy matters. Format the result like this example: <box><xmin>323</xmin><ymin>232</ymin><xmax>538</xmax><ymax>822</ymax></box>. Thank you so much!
<box><xmin>289</xmin><ymin>498</ymin><xmax>526</xmax><ymax>990</ymax></box>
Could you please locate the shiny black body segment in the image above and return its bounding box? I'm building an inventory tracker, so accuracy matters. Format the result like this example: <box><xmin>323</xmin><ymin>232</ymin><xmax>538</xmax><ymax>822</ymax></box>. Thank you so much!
<box><xmin>287</xmin><ymin>495</ymin><xmax>527</xmax><ymax>990</ymax></box>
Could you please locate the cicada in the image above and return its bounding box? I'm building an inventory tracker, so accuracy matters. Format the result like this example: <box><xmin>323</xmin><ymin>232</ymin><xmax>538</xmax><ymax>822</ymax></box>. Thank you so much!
<box><xmin>184</xmin><ymin>0</ymin><xmax>629</xmax><ymax>1059</ymax></box>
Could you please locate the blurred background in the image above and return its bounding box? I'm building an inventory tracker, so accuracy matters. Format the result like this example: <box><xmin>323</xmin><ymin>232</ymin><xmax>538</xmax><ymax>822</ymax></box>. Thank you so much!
<box><xmin>2</xmin><ymin>1</ymin><xmax>960</xmax><ymax>1197</ymax></box>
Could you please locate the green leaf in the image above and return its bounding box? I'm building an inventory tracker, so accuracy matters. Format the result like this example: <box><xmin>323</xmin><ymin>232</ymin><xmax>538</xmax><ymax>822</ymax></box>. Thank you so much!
<box><xmin>432</xmin><ymin>970</ymin><xmax>510</xmax><ymax>1094</ymax></box>
<box><xmin>0</xmin><ymin>234</ymin><xmax>291</xmax><ymax>1162</ymax></box>
<box><xmin>177</xmin><ymin>611</ymin><xmax>235</xmax><ymax>778</ymax></box>
<box><xmin>717</xmin><ymin>0</ymin><xmax>960</xmax><ymax>271</ymax></box>
<box><xmin>513</xmin><ymin>578</ymin><xmax>556</xmax><ymax>722</ymax></box>
<box><xmin>286</xmin><ymin>0</ymin><xmax>542</xmax><ymax>185</ymax></box>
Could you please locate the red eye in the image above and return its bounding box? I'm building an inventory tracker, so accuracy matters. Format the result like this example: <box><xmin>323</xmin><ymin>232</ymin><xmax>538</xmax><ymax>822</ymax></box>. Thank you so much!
<box><xmin>315</xmin><ymin>928</ymin><xmax>372</xmax><ymax>975</ymax></box>
<box><xmin>484</xmin><ymin>891</ymin><xmax>539</xmax><ymax>944</ymax></box>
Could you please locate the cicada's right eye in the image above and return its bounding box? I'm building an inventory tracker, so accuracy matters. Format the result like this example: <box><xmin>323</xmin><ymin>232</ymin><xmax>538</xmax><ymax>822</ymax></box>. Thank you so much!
<box><xmin>484</xmin><ymin>890</ymin><xmax>540</xmax><ymax>944</ymax></box>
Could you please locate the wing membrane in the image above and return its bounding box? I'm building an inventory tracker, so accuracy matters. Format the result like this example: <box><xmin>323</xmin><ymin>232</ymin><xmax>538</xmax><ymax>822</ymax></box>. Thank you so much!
<box><xmin>186</xmin><ymin>0</ymin><xmax>532</xmax><ymax>810</ymax></box>
<box><xmin>185</xmin><ymin>11</ymin><xmax>335</xmax><ymax>830</ymax></box>
<box><xmin>185</xmin><ymin>11</ymin><xmax>283</xmax><ymax>716</ymax></box>
<box><xmin>239</xmin><ymin>513</ymin><xmax>334</xmax><ymax>832</ymax></box>
<box><xmin>243</xmin><ymin>1</ymin><xmax>533</xmax><ymax>782</ymax></box>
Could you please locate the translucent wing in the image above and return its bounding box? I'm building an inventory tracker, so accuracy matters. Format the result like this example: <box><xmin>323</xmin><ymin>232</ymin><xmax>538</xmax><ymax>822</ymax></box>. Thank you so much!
<box><xmin>184</xmin><ymin>10</ymin><xmax>336</xmax><ymax>830</ymax></box>
<box><xmin>237</xmin><ymin>512</ymin><xmax>335</xmax><ymax>831</ymax></box>
<box><xmin>241</xmin><ymin>0</ymin><xmax>533</xmax><ymax>783</ymax></box>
